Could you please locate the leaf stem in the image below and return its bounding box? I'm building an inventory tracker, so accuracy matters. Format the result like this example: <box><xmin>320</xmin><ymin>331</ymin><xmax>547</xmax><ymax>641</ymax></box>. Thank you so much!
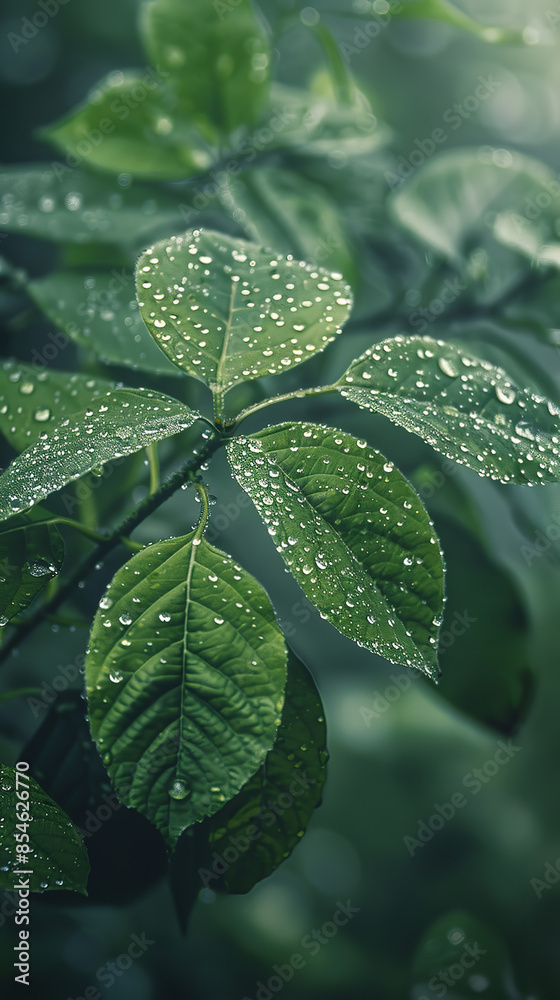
<box><xmin>234</xmin><ymin>385</ymin><xmax>338</xmax><ymax>426</ymax></box>
<box><xmin>146</xmin><ymin>443</ymin><xmax>160</xmax><ymax>496</ymax></box>
<box><xmin>0</xmin><ymin>428</ymin><xmax>225</xmax><ymax>666</ymax></box>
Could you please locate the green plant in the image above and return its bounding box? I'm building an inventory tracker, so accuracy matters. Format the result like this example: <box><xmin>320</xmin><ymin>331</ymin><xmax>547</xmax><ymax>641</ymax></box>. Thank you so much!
<box><xmin>0</xmin><ymin>0</ymin><xmax>559</xmax><ymax>927</ymax></box>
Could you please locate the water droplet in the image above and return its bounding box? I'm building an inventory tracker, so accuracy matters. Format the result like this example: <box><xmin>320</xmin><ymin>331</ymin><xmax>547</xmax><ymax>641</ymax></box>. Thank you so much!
<box><xmin>168</xmin><ymin>780</ymin><xmax>189</xmax><ymax>800</ymax></box>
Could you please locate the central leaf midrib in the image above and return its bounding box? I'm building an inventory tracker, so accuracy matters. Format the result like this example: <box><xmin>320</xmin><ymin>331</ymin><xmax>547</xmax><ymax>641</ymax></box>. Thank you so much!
<box><xmin>215</xmin><ymin>280</ymin><xmax>237</xmax><ymax>392</ymax></box>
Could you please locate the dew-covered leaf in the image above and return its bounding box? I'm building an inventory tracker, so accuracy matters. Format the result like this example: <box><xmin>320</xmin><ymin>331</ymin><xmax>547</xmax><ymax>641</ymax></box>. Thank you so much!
<box><xmin>201</xmin><ymin>649</ymin><xmax>327</xmax><ymax>893</ymax></box>
<box><xmin>85</xmin><ymin>533</ymin><xmax>287</xmax><ymax>848</ymax></box>
<box><xmin>228</xmin><ymin>422</ymin><xmax>443</xmax><ymax>678</ymax></box>
<box><xmin>28</xmin><ymin>270</ymin><xmax>181</xmax><ymax>376</ymax></box>
<box><xmin>0</xmin><ymin>166</ymin><xmax>187</xmax><ymax>246</ymax></box>
<box><xmin>41</xmin><ymin>73</ymin><xmax>212</xmax><ymax>181</ymax></box>
<box><xmin>0</xmin><ymin>388</ymin><xmax>198</xmax><ymax>521</ymax></box>
<box><xmin>136</xmin><ymin>229</ymin><xmax>352</xmax><ymax>392</ymax></box>
<box><xmin>0</xmin><ymin>359</ymin><xmax>114</xmax><ymax>452</ymax></box>
<box><xmin>390</xmin><ymin>149</ymin><xmax>558</xmax><ymax>260</ymax></box>
<box><xmin>219</xmin><ymin>166</ymin><xmax>356</xmax><ymax>284</ymax></box>
<box><xmin>0</xmin><ymin>765</ymin><xmax>89</xmax><ymax>894</ymax></box>
<box><xmin>140</xmin><ymin>0</ymin><xmax>270</xmax><ymax>143</ymax></box>
<box><xmin>0</xmin><ymin>508</ymin><xmax>64</xmax><ymax>627</ymax></box>
<box><xmin>337</xmin><ymin>335</ymin><xmax>560</xmax><ymax>484</ymax></box>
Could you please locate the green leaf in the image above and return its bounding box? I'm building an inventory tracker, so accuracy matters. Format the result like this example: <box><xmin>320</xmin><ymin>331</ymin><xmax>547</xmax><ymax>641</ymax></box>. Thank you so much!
<box><xmin>41</xmin><ymin>72</ymin><xmax>212</xmax><ymax>181</ymax></box>
<box><xmin>85</xmin><ymin>533</ymin><xmax>287</xmax><ymax>848</ymax></box>
<box><xmin>432</xmin><ymin>512</ymin><xmax>533</xmax><ymax>736</ymax></box>
<box><xmin>502</xmin><ymin>272</ymin><xmax>560</xmax><ymax>346</ymax></box>
<box><xmin>263</xmin><ymin>82</ymin><xmax>389</xmax><ymax>160</ymax></box>
<box><xmin>28</xmin><ymin>270</ymin><xmax>182</xmax><ymax>376</ymax></box>
<box><xmin>0</xmin><ymin>359</ymin><xmax>114</xmax><ymax>452</ymax></box>
<box><xmin>140</xmin><ymin>0</ymin><xmax>270</xmax><ymax>143</ymax></box>
<box><xmin>337</xmin><ymin>335</ymin><xmax>560</xmax><ymax>484</ymax></box>
<box><xmin>136</xmin><ymin>229</ymin><xmax>352</xmax><ymax>394</ymax></box>
<box><xmin>228</xmin><ymin>422</ymin><xmax>443</xmax><ymax>678</ymax></box>
<box><xmin>218</xmin><ymin>165</ymin><xmax>356</xmax><ymax>284</ymax></box>
<box><xmin>0</xmin><ymin>765</ymin><xmax>89</xmax><ymax>894</ymax></box>
<box><xmin>390</xmin><ymin>148</ymin><xmax>558</xmax><ymax>261</ymax></box>
<box><xmin>202</xmin><ymin>649</ymin><xmax>327</xmax><ymax>893</ymax></box>
<box><xmin>0</xmin><ymin>509</ymin><xmax>64</xmax><ymax>627</ymax></box>
<box><xmin>0</xmin><ymin>389</ymin><xmax>198</xmax><ymax>521</ymax></box>
<box><xmin>379</xmin><ymin>0</ymin><xmax>525</xmax><ymax>43</ymax></box>
<box><xmin>0</xmin><ymin>166</ymin><xmax>187</xmax><ymax>246</ymax></box>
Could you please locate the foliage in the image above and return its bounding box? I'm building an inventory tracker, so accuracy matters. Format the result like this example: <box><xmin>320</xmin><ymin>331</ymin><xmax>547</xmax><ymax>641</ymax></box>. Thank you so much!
<box><xmin>0</xmin><ymin>4</ymin><xmax>559</xmax><ymax>991</ymax></box>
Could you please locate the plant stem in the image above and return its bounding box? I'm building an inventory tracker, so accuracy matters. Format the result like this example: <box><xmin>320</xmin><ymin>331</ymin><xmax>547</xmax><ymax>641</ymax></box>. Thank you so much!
<box><xmin>0</xmin><ymin>430</ymin><xmax>224</xmax><ymax>667</ymax></box>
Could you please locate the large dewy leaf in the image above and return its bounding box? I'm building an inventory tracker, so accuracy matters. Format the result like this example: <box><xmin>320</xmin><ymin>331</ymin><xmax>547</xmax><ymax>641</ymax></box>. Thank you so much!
<box><xmin>0</xmin><ymin>389</ymin><xmax>198</xmax><ymax>521</ymax></box>
<box><xmin>85</xmin><ymin>533</ymin><xmax>287</xmax><ymax>847</ymax></box>
<box><xmin>28</xmin><ymin>270</ymin><xmax>181</xmax><ymax>376</ymax></box>
<box><xmin>140</xmin><ymin>0</ymin><xmax>270</xmax><ymax>143</ymax></box>
<box><xmin>228</xmin><ymin>422</ymin><xmax>443</xmax><ymax>678</ymax></box>
<box><xmin>0</xmin><ymin>166</ymin><xmax>187</xmax><ymax>246</ymax></box>
<box><xmin>41</xmin><ymin>73</ymin><xmax>212</xmax><ymax>182</ymax></box>
<box><xmin>201</xmin><ymin>650</ymin><xmax>327</xmax><ymax>893</ymax></box>
<box><xmin>0</xmin><ymin>509</ymin><xmax>64</xmax><ymax>626</ymax></box>
<box><xmin>0</xmin><ymin>765</ymin><xmax>89</xmax><ymax>894</ymax></box>
<box><xmin>136</xmin><ymin>230</ymin><xmax>352</xmax><ymax>393</ymax></box>
<box><xmin>336</xmin><ymin>335</ymin><xmax>560</xmax><ymax>484</ymax></box>
<box><xmin>0</xmin><ymin>360</ymin><xmax>114</xmax><ymax>452</ymax></box>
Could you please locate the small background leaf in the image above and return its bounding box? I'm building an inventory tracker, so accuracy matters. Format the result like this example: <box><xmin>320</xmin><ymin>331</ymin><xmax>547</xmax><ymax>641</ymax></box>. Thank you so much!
<box><xmin>28</xmin><ymin>270</ymin><xmax>182</xmax><ymax>376</ymax></box>
<box><xmin>140</xmin><ymin>0</ymin><xmax>270</xmax><ymax>143</ymax></box>
<box><xmin>0</xmin><ymin>166</ymin><xmax>188</xmax><ymax>246</ymax></box>
<box><xmin>41</xmin><ymin>73</ymin><xmax>212</xmax><ymax>181</ymax></box>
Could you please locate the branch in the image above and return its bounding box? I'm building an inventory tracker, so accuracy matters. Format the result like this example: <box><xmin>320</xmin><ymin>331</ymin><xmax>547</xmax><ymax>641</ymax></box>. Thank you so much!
<box><xmin>0</xmin><ymin>431</ymin><xmax>225</xmax><ymax>666</ymax></box>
